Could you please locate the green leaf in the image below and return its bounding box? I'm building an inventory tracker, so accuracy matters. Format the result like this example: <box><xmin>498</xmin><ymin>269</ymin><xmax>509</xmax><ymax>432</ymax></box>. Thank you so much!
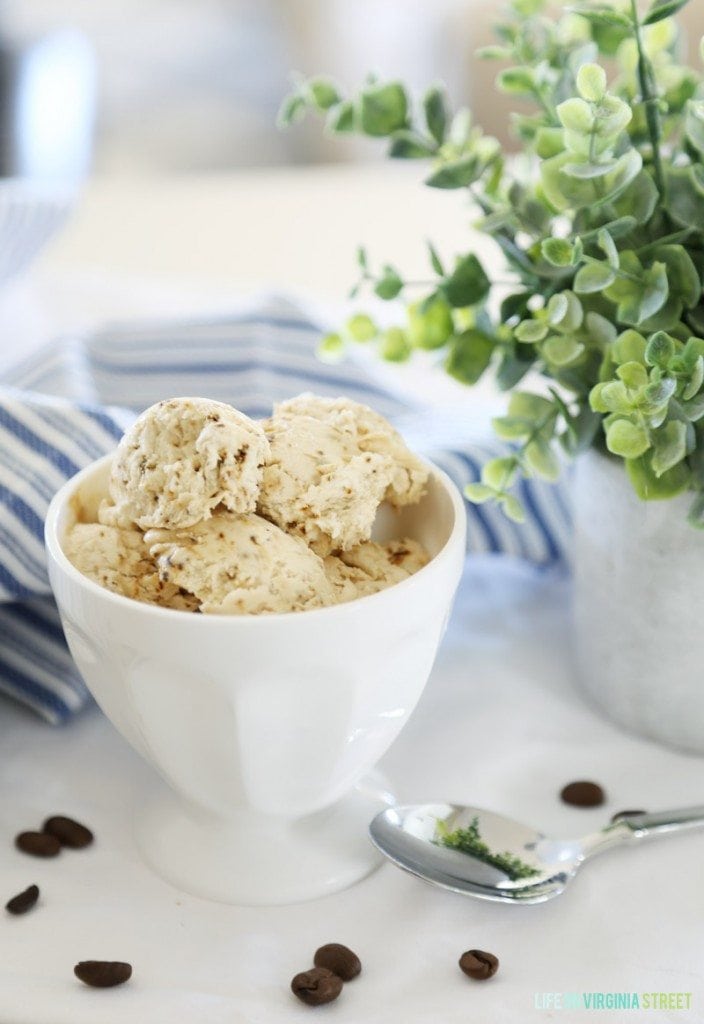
<box><xmin>425</xmin><ymin>155</ymin><xmax>481</xmax><ymax>189</ymax></box>
<box><xmin>547</xmin><ymin>294</ymin><xmax>569</xmax><ymax>326</ymax></box>
<box><xmin>442</xmin><ymin>255</ymin><xmax>491</xmax><ymax>308</ymax></box>
<box><xmin>500</xmin><ymin>292</ymin><xmax>531</xmax><ymax>324</ymax></box>
<box><xmin>535</xmin><ymin>127</ymin><xmax>565</xmax><ymax>159</ymax></box>
<box><xmin>500</xmin><ymin>494</ymin><xmax>526</xmax><ymax>523</ymax></box>
<box><xmin>317</xmin><ymin>332</ymin><xmax>345</xmax><ymax>362</ymax></box>
<box><xmin>427</xmin><ymin>242</ymin><xmax>445</xmax><ymax>276</ymax></box>
<box><xmin>627</xmin><ymin>453</ymin><xmax>690</xmax><ymax>499</ymax></box>
<box><xmin>606</xmin><ymin>419</ymin><xmax>650</xmax><ymax>458</ymax></box>
<box><xmin>562</xmin><ymin>406</ymin><xmax>602</xmax><ymax>455</ymax></box>
<box><xmin>683</xmin><ymin>394</ymin><xmax>704</xmax><ymax>421</ymax></box>
<box><xmin>508</xmin><ymin>391</ymin><xmax>555</xmax><ymax>420</ymax></box>
<box><xmin>651</xmin><ymin>421</ymin><xmax>687</xmax><ymax>476</ymax></box>
<box><xmin>423</xmin><ymin>85</ymin><xmax>448</xmax><ymax>145</ymax></box>
<box><xmin>613</xmin><ymin>329</ymin><xmax>647</xmax><ymax>364</ymax></box>
<box><xmin>346</xmin><ymin>314</ymin><xmax>377</xmax><ymax>343</ymax></box>
<box><xmin>642</xmin><ymin>376</ymin><xmax>677</xmax><ymax>410</ymax></box>
<box><xmin>541</xmin><ymin>149</ymin><xmax>642</xmax><ymax>212</ymax></box>
<box><xmin>597</xmin><ymin>229</ymin><xmax>619</xmax><ymax>269</ymax></box>
<box><xmin>613</xmin><ymin>171</ymin><xmax>659</xmax><ymax>223</ymax></box>
<box><xmin>586</xmin><ymin>311</ymin><xmax>618</xmax><ymax>346</ymax></box>
<box><xmin>542</xmin><ymin>335</ymin><xmax>585</xmax><ymax>366</ymax></box>
<box><xmin>562</xmin><ymin>160</ymin><xmax>618</xmax><ymax>180</ymax></box>
<box><xmin>444</xmin><ymin>329</ymin><xmax>494</xmax><ymax>384</ymax></box>
<box><xmin>541</xmin><ymin>238</ymin><xmax>578</xmax><ymax>267</ymax></box>
<box><xmin>307</xmin><ymin>77</ymin><xmax>341</xmax><ymax>111</ymax></box>
<box><xmin>515</xmin><ymin>319</ymin><xmax>549</xmax><ymax>343</ymax></box>
<box><xmin>276</xmin><ymin>93</ymin><xmax>306</xmax><ymax>129</ymax></box>
<box><xmin>492</xmin><ymin>415</ymin><xmax>534</xmax><ymax>440</ymax></box>
<box><xmin>574</xmin><ymin>261</ymin><xmax>617</xmax><ymax>294</ymax></box>
<box><xmin>556</xmin><ymin>97</ymin><xmax>594</xmax><ymax>133</ymax></box>
<box><xmin>576</xmin><ymin>63</ymin><xmax>607</xmax><ymax>102</ymax></box>
<box><xmin>389</xmin><ymin>131</ymin><xmax>437</xmax><ymax>158</ymax></box>
<box><xmin>464</xmin><ymin>482</ymin><xmax>496</xmax><ymax>503</ymax></box>
<box><xmin>407</xmin><ymin>297</ymin><xmax>454</xmax><ymax>350</ymax></box>
<box><xmin>666</xmin><ymin>166</ymin><xmax>704</xmax><ymax>231</ymax></box>
<box><xmin>524</xmin><ymin>440</ymin><xmax>560</xmax><ymax>480</ymax></box>
<box><xmin>359</xmin><ymin>82</ymin><xmax>408</xmax><ymax>136</ymax></box>
<box><xmin>327</xmin><ymin>100</ymin><xmax>355</xmax><ymax>133</ymax></box>
<box><xmin>374</xmin><ymin>265</ymin><xmax>403</xmax><ymax>300</ymax></box>
<box><xmin>683</xmin><ymin>356</ymin><xmax>704</xmax><ymax>400</ymax></box>
<box><xmin>645</xmin><ymin>331</ymin><xmax>676</xmax><ymax>367</ymax></box>
<box><xmin>380</xmin><ymin>327</ymin><xmax>411</xmax><ymax>362</ymax></box>
<box><xmin>590</xmin><ymin>380</ymin><xmax>633</xmax><ymax>414</ymax></box>
<box><xmin>482</xmin><ymin>456</ymin><xmax>518</xmax><ymax>490</ymax></box>
<box><xmin>616</xmin><ymin>361</ymin><xmax>649</xmax><ymax>388</ymax></box>
<box><xmin>654</xmin><ymin>245</ymin><xmax>701</xmax><ymax>310</ymax></box>
<box><xmin>497</xmin><ymin>66</ymin><xmax>536</xmax><ymax>96</ymax></box>
<box><xmin>496</xmin><ymin>352</ymin><xmax>534</xmax><ymax>390</ymax></box>
<box><xmin>685</xmin><ymin>100</ymin><xmax>704</xmax><ymax>155</ymax></box>
<box><xmin>570</xmin><ymin>5</ymin><xmax>633</xmax><ymax>28</ymax></box>
<box><xmin>643</xmin><ymin>0</ymin><xmax>692</xmax><ymax>26</ymax></box>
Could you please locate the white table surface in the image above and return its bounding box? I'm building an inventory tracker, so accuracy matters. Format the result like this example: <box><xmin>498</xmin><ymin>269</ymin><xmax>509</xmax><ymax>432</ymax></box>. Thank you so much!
<box><xmin>1</xmin><ymin>167</ymin><xmax>704</xmax><ymax>1022</ymax></box>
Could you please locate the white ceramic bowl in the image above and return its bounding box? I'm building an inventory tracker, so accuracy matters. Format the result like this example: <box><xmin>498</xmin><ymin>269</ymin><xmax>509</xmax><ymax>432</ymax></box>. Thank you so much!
<box><xmin>45</xmin><ymin>454</ymin><xmax>466</xmax><ymax>904</ymax></box>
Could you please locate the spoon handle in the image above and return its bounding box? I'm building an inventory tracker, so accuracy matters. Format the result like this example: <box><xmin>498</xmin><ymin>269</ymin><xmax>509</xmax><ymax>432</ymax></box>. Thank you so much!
<box><xmin>580</xmin><ymin>805</ymin><xmax>704</xmax><ymax>861</ymax></box>
<box><xmin>624</xmin><ymin>805</ymin><xmax>704</xmax><ymax>839</ymax></box>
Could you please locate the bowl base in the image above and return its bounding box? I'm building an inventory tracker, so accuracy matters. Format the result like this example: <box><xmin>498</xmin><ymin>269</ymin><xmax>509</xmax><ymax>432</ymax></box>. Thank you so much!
<box><xmin>134</xmin><ymin>772</ymin><xmax>394</xmax><ymax>905</ymax></box>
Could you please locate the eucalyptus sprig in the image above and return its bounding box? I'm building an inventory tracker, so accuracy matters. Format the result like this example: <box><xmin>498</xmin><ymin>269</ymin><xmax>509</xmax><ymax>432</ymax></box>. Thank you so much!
<box><xmin>279</xmin><ymin>0</ymin><xmax>704</xmax><ymax>525</ymax></box>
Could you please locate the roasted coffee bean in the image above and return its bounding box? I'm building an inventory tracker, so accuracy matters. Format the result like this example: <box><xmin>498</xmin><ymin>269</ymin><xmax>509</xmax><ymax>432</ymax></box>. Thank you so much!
<box><xmin>74</xmin><ymin>961</ymin><xmax>132</xmax><ymax>988</ymax></box>
<box><xmin>610</xmin><ymin>809</ymin><xmax>646</xmax><ymax>823</ymax></box>
<box><xmin>560</xmin><ymin>781</ymin><xmax>605</xmax><ymax>807</ymax></box>
<box><xmin>5</xmin><ymin>884</ymin><xmax>39</xmax><ymax>915</ymax></box>
<box><xmin>15</xmin><ymin>831</ymin><xmax>60</xmax><ymax>858</ymax></box>
<box><xmin>291</xmin><ymin>967</ymin><xmax>343</xmax><ymax>1006</ymax></box>
<box><xmin>313</xmin><ymin>943</ymin><xmax>361</xmax><ymax>981</ymax></box>
<box><xmin>43</xmin><ymin>816</ymin><xmax>93</xmax><ymax>849</ymax></box>
<box><xmin>459</xmin><ymin>949</ymin><xmax>499</xmax><ymax>980</ymax></box>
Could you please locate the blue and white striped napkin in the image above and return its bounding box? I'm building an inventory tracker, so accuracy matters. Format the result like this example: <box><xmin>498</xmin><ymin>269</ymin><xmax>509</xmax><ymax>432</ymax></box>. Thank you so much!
<box><xmin>0</xmin><ymin>296</ymin><xmax>571</xmax><ymax>723</ymax></box>
<box><xmin>0</xmin><ymin>180</ymin><xmax>74</xmax><ymax>289</ymax></box>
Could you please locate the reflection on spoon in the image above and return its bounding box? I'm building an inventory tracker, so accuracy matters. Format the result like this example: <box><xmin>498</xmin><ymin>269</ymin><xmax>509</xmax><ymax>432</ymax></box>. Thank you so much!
<box><xmin>370</xmin><ymin>802</ymin><xmax>704</xmax><ymax>904</ymax></box>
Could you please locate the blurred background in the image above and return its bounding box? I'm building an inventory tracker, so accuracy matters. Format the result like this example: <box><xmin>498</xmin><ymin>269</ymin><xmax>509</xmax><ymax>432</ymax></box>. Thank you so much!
<box><xmin>0</xmin><ymin>0</ymin><xmax>530</xmax><ymax>181</ymax></box>
<box><xmin>1</xmin><ymin>0</ymin><xmax>702</xmax><ymax>179</ymax></box>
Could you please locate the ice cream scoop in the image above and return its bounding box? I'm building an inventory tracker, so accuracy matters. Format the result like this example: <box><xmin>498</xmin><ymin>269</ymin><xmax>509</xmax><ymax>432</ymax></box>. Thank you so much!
<box><xmin>258</xmin><ymin>411</ymin><xmax>393</xmax><ymax>555</ymax></box>
<box><xmin>101</xmin><ymin>397</ymin><xmax>270</xmax><ymax>531</ymax></box>
<box><xmin>146</xmin><ymin>512</ymin><xmax>333</xmax><ymax>614</ymax></box>
<box><xmin>274</xmin><ymin>394</ymin><xmax>428</xmax><ymax>507</ymax></box>
<box><xmin>63</xmin><ymin>522</ymin><xmax>198</xmax><ymax>609</ymax></box>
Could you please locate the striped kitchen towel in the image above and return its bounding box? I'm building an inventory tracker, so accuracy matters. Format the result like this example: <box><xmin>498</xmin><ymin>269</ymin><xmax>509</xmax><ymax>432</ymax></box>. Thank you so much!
<box><xmin>0</xmin><ymin>295</ymin><xmax>571</xmax><ymax>723</ymax></box>
<box><xmin>0</xmin><ymin>180</ymin><xmax>75</xmax><ymax>288</ymax></box>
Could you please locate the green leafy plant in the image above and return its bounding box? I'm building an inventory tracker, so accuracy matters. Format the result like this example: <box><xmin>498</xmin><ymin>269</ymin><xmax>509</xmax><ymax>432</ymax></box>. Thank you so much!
<box><xmin>435</xmin><ymin>816</ymin><xmax>540</xmax><ymax>880</ymax></box>
<box><xmin>279</xmin><ymin>0</ymin><xmax>704</xmax><ymax>524</ymax></box>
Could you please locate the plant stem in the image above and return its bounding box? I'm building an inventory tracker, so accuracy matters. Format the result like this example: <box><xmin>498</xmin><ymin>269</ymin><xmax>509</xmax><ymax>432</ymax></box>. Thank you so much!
<box><xmin>630</xmin><ymin>0</ymin><xmax>666</xmax><ymax>201</ymax></box>
<box><xmin>637</xmin><ymin>228</ymin><xmax>694</xmax><ymax>256</ymax></box>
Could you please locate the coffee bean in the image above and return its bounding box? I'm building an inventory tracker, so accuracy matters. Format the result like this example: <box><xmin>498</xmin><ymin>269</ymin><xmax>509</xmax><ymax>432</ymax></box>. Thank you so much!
<box><xmin>74</xmin><ymin>961</ymin><xmax>132</xmax><ymax>988</ymax></box>
<box><xmin>43</xmin><ymin>816</ymin><xmax>93</xmax><ymax>849</ymax></box>
<box><xmin>15</xmin><ymin>832</ymin><xmax>61</xmax><ymax>858</ymax></box>
<box><xmin>459</xmin><ymin>949</ymin><xmax>499</xmax><ymax>980</ymax></box>
<box><xmin>291</xmin><ymin>967</ymin><xmax>343</xmax><ymax>1006</ymax></box>
<box><xmin>313</xmin><ymin>943</ymin><xmax>361</xmax><ymax>981</ymax></box>
<box><xmin>5</xmin><ymin>884</ymin><xmax>39</xmax><ymax>915</ymax></box>
<box><xmin>560</xmin><ymin>781</ymin><xmax>605</xmax><ymax>807</ymax></box>
<box><xmin>610</xmin><ymin>809</ymin><xmax>646</xmax><ymax>823</ymax></box>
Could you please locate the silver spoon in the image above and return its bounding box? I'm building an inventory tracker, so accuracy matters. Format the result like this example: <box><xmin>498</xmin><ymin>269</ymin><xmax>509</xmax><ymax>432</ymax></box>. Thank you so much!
<box><xmin>369</xmin><ymin>802</ymin><xmax>704</xmax><ymax>904</ymax></box>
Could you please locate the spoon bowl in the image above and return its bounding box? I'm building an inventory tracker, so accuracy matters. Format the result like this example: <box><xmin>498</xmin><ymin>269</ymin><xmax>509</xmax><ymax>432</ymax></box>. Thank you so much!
<box><xmin>370</xmin><ymin>802</ymin><xmax>704</xmax><ymax>904</ymax></box>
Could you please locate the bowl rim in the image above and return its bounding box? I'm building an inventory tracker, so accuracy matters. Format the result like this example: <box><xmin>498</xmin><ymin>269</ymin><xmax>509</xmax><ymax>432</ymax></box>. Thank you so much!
<box><xmin>44</xmin><ymin>452</ymin><xmax>467</xmax><ymax>625</ymax></box>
